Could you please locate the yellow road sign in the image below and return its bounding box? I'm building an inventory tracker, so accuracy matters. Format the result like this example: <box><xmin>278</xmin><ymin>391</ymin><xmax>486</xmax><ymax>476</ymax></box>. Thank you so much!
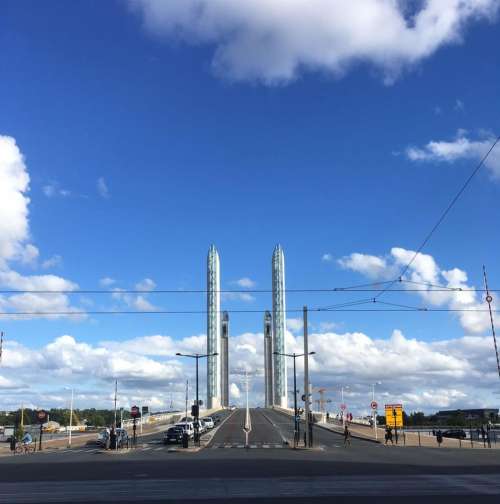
<box><xmin>385</xmin><ymin>404</ymin><xmax>403</xmax><ymax>428</ymax></box>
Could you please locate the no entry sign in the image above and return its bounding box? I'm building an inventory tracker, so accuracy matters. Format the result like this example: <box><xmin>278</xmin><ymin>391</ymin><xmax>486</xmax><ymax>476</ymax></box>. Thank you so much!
<box><xmin>340</xmin><ymin>403</ymin><xmax>347</xmax><ymax>411</ymax></box>
<box><xmin>370</xmin><ymin>401</ymin><xmax>378</xmax><ymax>410</ymax></box>
<box><xmin>36</xmin><ymin>410</ymin><xmax>47</xmax><ymax>423</ymax></box>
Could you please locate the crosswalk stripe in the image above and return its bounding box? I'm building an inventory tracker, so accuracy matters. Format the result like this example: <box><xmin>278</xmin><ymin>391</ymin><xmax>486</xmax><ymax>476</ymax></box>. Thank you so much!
<box><xmin>154</xmin><ymin>447</ymin><xmax>163</xmax><ymax>451</ymax></box>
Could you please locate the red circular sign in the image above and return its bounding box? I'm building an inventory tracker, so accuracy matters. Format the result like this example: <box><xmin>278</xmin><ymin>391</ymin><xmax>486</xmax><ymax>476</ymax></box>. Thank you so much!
<box><xmin>131</xmin><ymin>405</ymin><xmax>140</xmax><ymax>418</ymax></box>
<box><xmin>340</xmin><ymin>403</ymin><xmax>347</xmax><ymax>411</ymax></box>
<box><xmin>36</xmin><ymin>410</ymin><xmax>47</xmax><ymax>423</ymax></box>
<box><xmin>371</xmin><ymin>401</ymin><xmax>378</xmax><ymax>410</ymax></box>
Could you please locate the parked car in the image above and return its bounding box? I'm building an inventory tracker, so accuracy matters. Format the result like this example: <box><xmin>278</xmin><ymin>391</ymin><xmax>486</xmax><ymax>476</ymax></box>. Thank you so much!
<box><xmin>180</xmin><ymin>416</ymin><xmax>194</xmax><ymax>423</ymax></box>
<box><xmin>163</xmin><ymin>426</ymin><xmax>184</xmax><ymax>444</ymax></box>
<box><xmin>442</xmin><ymin>429</ymin><xmax>467</xmax><ymax>440</ymax></box>
<box><xmin>202</xmin><ymin>417</ymin><xmax>215</xmax><ymax>429</ymax></box>
<box><xmin>96</xmin><ymin>428</ymin><xmax>129</xmax><ymax>448</ymax></box>
<box><xmin>193</xmin><ymin>419</ymin><xmax>207</xmax><ymax>434</ymax></box>
<box><xmin>175</xmin><ymin>422</ymin><xmax>195</xmax><ymax>439</ymax></box>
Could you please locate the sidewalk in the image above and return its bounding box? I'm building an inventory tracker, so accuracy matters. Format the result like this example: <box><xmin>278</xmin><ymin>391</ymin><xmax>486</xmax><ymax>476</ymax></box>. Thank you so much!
<box><xmin>319</xmin><ymin>420</ymin><xmax>500</xmax><ymax>449</ymax></box>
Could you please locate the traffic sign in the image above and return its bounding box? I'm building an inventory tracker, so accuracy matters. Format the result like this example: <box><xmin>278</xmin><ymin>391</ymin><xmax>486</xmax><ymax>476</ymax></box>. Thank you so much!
<box><xmin>36</xmin><ymin>410</ymin><xmax>47</xmax><ymax>423</ymax></box>
<box><xmin>385</xmin><ymin>403</ymin><xmax>403</xmax><ymax>427</ymax></box>
<box><xmin>340</xmin><ymin>403</ymin><xmax>347</xmax><ymax>411</ymax></box>
<box><xmin>486</xmin><ymin>295</ymin><xmax>493</xmax><ymax>303</ymax></box>
<box><xmin>130</xmin><ymin>405</ymin><xmax>140</xmax><ymax>418</ymax></box>
<box><xmin>370</xmin><ymin>401</ymin><xmax>378</xmax><ymax>410</ymax></box>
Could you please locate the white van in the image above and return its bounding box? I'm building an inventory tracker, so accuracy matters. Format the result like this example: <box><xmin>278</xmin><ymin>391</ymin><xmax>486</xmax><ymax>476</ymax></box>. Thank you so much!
<box><xmin>175</xmin><ymin>422</ymin><xmax>195</xmax><ymax>439</ymax></box>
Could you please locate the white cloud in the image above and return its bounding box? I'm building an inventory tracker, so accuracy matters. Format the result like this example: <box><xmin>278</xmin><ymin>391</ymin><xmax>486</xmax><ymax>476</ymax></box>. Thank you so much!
<box><xmin>111</xmin><ymin>280</ymin><xmax>160</xmax><ymax>312</ymax></box>
<box><xmin>338</xmin><ymin>252</ymin><xmax>395</xmax><ymax>279</ymax></box>
<box><xmin>41</xmin><ymin>254</ymin><xmax>62</xmax><ymax>269</ymax></box>
<box><xmin>338</xmin><ymin>247</ymin><xmax>492</xmax><ymax>334</ymax></box>
<box><xmin>135</xmin><ymin>278</ymin><xmax>156</xmax><ymax>291</ymax></box>
<box><xmin>99</xmin><ymin>277</ymin><xmax>115</xmax><ymax>287</ymax></box>
<box><xmin>97</xmin><ymin>177</ymin><xmax>109</xmax><ymax>198</ymax></box>
<box><xmin>0</xmin><ymin>134</ymin><xmax>82</xmax><ymax>319</ymax></box>
<box><xmin>42</xmin><ymin>182</ymin><xmax>71</xmax><ymax>198</ymax></box>
<box><xmin>6</xmin><ymin>328</ymin><xmax>499</xmax><ymax>413</ymax></box>
<box><xmin>0</xmin><ymin>135</ymin><xmax>31</xmax><ymax>267</ymax></box>
<box><xmin>129</xmin><ymin>0</ymin><xmax>499</xmax><ymax>84</ymax></box>
<box><xmin>233</xmin><ymin>277</ymin><xmax>256</xmax><ymax>288</ymax></box>
<box><xmin>322</xmin><ymin>253</ymin><xmax>333</xmax><ymax>262</ymax></box>
<box><xmin>406</xmin><ymin>130</ymin><xmax>500</xmax><ymax>178</ymax></box>
<box><xmin>287</xmin><ymin>318</ymin><xmax>303</xmax><ymax>333</ymax></box>
<box><xmin>230</xmin><ymin>383</ymin><xmax>241</xmax><ymax>399</ymax></box>
<box><xmin>454</xmin><ymin>98</ymin><xmax>465</xmax><ymax>111</ymax></box>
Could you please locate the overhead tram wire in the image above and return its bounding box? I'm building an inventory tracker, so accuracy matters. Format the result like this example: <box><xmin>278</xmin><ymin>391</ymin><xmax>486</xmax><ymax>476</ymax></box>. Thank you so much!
<box><xmin>1</xmin><ymin>307</ymin><xmax>500</xmax><ymax>316</ymax></box>
<box><xmin>374</xmin><ymin>134</ymin><xmax>500</xmax><ymax>300</ymax></box>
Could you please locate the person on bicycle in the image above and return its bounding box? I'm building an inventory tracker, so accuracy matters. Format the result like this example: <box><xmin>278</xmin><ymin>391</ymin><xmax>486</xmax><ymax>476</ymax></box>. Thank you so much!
<box><xmin>22</xmin><ymin>432</ymin><xmax>33</xmax><ymax>447</ymax></box>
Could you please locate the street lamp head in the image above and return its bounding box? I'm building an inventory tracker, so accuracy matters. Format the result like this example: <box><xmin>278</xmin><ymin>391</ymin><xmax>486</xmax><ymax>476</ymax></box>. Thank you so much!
<box><xmin>212</xmin><ymin>352</ymin><xmax>219</xmax><ymax>356</ymax></box>
<box><xmin>273</xmin><ymin>351</ymin><xmax>279</xmax><ymax>355</ymax></box>
<box><xmin>175</xmin><ymin>353</ymin><xmax>182</xmax><ymax>356</ymax></box>
<box><xmin>309</xmin><ymin>351</ymin><xmax>316</xmax><ymax>355</ymax></box>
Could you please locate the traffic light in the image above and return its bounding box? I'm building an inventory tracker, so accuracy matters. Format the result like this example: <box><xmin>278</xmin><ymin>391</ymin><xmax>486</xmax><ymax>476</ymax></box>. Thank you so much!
<box><xmin>191</xmin><ymin>405</ymin><xmax>199</xmax><ymax>418</ymax></box>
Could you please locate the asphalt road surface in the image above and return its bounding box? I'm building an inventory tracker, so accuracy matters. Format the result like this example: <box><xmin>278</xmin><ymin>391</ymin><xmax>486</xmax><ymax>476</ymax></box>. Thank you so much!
<box><xmin>2</xmin><ymin>408</ymin><xmax>500</xmax><ymax>503</ymax></box>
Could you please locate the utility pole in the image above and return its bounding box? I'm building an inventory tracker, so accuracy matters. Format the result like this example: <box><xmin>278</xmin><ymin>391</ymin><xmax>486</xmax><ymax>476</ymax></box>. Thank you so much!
<box><xmin>303</xmin><ymin>306</ymin><xmax>311</xmax><ymax>448</ymax></box>
<box><xmin>0</xmin><ymin>331</ymin><xmax>3</xmax><ymax>364</ymax></box>
<box><xmin>483</xmin><ymin>266</ymin><xmax>500</xmax><ymax>379</ymax></box>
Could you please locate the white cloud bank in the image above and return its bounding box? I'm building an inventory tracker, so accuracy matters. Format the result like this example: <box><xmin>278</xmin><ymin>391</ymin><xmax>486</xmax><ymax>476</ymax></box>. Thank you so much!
<box><xmin>3</xmin><ymin>328</ymin><xmax>499</xmax><ymax>413</ymax></box>
<box><xmin>129</xmin><ymin>0</ymin><xmax>499</xmax><ymax>84</ymax></box>
<box><xmin>406</xmin><ymin>130</ymin><xmax>500</xmax><ymax>179</ymax></box>
<box><xmin>0</xmin><ymin>135</ymin><xmax>83</xmax><ymax>319</ymax></box>
<box><xmin>338</xmin><ymin>247</ymin><xmax>493</xmax><ymax>334</ymax></box>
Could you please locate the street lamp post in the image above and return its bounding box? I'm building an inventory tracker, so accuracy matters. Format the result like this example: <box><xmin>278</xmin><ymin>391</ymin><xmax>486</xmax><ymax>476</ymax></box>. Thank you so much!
<box><xmin>176</xmin><ymin>352</ymin><xmax>218</xmax><ymax>446</ymax></box>
<box><xmin>341</xmin><ymin>385</ymin><xmax>349</xmax><ymax>428</ymax></box>
<box><xmin>65</xmin><ymin>388</ymin><xmax>74</xmax><ymax>448</ymax></box>
<box><xmin>274</xmin><ymin>351</ymin><xmax>315</xmax><ymax>448</ymax></box>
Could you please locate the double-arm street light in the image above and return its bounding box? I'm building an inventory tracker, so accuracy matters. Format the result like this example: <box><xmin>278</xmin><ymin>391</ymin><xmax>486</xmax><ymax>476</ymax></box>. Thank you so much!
<box><xmin>274</xmin><ymin>351</ymin><xmax>315</xmax><ymax>447</ymax></box>
<box><xmin>176</xmin><ymin>352</ymin><xmax>218</xmax><ymax>446</ymax></box>
<box><xmin>64</xmin><ymin>387</ymin><xmax>74</xmax><ymax>448</ymax></box>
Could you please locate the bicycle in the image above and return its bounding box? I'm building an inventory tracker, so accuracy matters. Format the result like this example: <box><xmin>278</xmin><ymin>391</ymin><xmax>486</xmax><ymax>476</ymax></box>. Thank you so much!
<box><xmin>14</xmin><ymin>443</ymin><xmax>36</xmax><ymax>455</ymax></box>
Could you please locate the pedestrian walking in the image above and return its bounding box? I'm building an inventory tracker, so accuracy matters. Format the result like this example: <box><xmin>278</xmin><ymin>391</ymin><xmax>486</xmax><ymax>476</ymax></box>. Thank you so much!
<box><xmin>343</xmin><ymin>424</ymin><xmax>351</xmax><ymax>447</ymax></box>
<box><xmin>110</xmin><ymin>428</ymin><xmax>117</xmax><ymax>450</ymax></box>
<box><xmin>436</xmin><ymin>430</ymin><xmax>443</xmax><ymax>447</ymax></box>
<box><xmin>385</xmin><ymin>426</ymin><xmax>393</xmax><ymax>445</ymax></box>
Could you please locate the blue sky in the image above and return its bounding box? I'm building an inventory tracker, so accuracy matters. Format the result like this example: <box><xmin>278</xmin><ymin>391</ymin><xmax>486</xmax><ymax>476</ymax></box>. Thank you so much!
<box><xmin>1</xmin><ymin>0</ymin><xmax>500</xmax><ymax>413</ymax></box>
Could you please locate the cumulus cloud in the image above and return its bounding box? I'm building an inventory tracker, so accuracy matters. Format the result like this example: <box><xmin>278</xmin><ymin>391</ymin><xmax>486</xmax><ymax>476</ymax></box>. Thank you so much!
<box><xmin>129</xmin><ymin>0</ymin><xmax>499</xmax><ymax>84</ymax></box>
<box><xmin>233</xmin><ymin>277</ymin><xmax>256</xmax><ymax>288</ymax></box>
<box><xmin>99</xmin><ymin>277</ymin><xmax>115</xmax><ymax>287</ymax></box>
<box><xmin>322</xmin><ymin>253</ymin><xmax>333</xmax><ymax>262</ymax></box>
<box><xmin>287</xmin><ymin>318</ymin><xmax>303</xmax><ymax>333</ymax></box>
<box><xmin>406</xmin><ymin>129</ymin><xmax>500</xmax><ymax>178</ymax></box>
<box><xmin>222</xmin><ymin>292</ymin><xmax>256</xmax><ymax>303</ymax></box>
<box><xmin>338</xmin><ymin>247</ymin><xmax>492</xmax><ymax>333</ymax></box>
<box><xmin>135</xmin><ymin>278</ymin><xmax>156</xmax><ymax>291</ymax></box>
<box><xmin>0</xmin><ymin>135</ymin><xmax>82</xmax><ymax>319</ymax></box>
<box><xmin>5</xmin><ymin>328</ymin><xmax>499</xmax><ymax>413</ymax></box>
<box><xmin>230</xmin><ymin>383</ymin><xmax>241</xmax><ymax>399</ymax></box>
<box><xmin>41</xmin><ymin>254</ymin><xmax>62</xmax><ymax>270</ymax></box>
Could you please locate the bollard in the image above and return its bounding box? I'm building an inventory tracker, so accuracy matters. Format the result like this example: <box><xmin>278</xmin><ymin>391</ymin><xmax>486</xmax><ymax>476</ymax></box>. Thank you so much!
<box><xmin>418</xmin><ymin>431</ymin><xmax>421</xmax><ymax>447</ymax></box>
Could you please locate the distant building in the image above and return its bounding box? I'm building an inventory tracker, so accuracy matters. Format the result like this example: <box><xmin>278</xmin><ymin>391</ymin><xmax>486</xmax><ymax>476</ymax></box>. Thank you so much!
<box><xmin>436</xmin><ymin>409</ymin><xmax>499</xmax><ymax>421</ymax></box>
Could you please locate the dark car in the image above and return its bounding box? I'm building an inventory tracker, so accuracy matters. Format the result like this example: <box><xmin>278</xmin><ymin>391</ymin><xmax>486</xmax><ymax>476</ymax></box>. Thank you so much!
<box><xmin>163</xmin><ymin>426</ymin><xmax>184</xmax><ymax>445</ymax></box>
<box><xmin>442</xmin><ymin>429</ymin><xmax>467</xmax><ymax>440</ymax></box>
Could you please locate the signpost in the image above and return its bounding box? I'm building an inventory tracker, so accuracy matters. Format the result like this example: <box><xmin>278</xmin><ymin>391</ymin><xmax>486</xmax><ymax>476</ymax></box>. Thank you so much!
<box><xmin>131</xmin><ymin>405</ymin><xmax>140</xmax><ymax>447</ymax></box>
<box><xmin>36</xmin><ymin>410</ymin><xmax>47</xmax><ymax>451</ymax></box>
<box><xmin>385</xmin><ymin>404</ymin><xmax>403</xmax><ymax>444</ymax></box>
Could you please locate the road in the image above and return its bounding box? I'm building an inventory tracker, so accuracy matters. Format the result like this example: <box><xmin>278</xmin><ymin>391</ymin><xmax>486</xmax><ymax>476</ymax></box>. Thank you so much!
<box><xmin>1</xmin><ymin>408</ymin><xmax>500</xmax><ymax>503</ymax></box>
